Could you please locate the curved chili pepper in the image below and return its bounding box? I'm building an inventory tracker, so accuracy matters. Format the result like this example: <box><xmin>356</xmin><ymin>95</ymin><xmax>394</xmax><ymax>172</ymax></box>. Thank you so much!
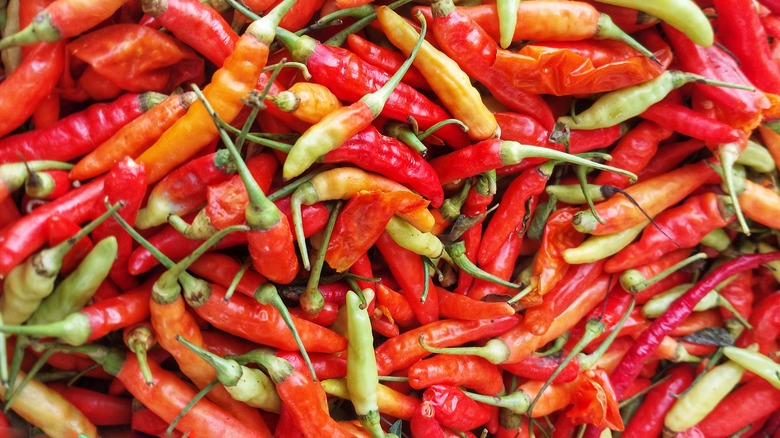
<box><xmin>0</xmin><ymin>40</ymin><xmax>64</xmax><ymax>138</ymax></box>
<box><xmin>47</xmin><ymin>382</ymin><xmax>133</xmax><ymax>427</ymax></box>
<box><xmin>70</xmin><ymin>91</ymin><xmax>198</xmax><ymax>181</ymax></box>
<box><xmin>0</xmin><ymin>370</ymin><xmax>98</xmax><ymax>437</ymax></box>
<box><xmin>573</xmin><ymin>160</ymin><xmax>719</xmax><ymax>235</ymax></box>
<box><xmin>437</xmin><ymin>287</ymin><xmax>515</xmax><ymax>320</ymax></box>
<box><xmin>738</xmin><ymin>179</ymin><xmax>780</xmax><ymax>229</ymax></box>
<box><xmin>346</xmin><ymin>33</ymin><xmax>430</xmax><ymax>91</ymax></box>
<box><xmin>136</xmin><ymin>1</ymin><xmax>293</xmax><ymax>184</ymax></box>
<box><xmin>620</xmin><ymin>365</ymin><xmax>695</xmax><ymax>437</ymax></box>
<box><xmin>0</xmin><ymin>92</ymin><xmax>165</xmax><ymax>164</ymax></box>
<box><xmin>605</xmin><ymin>193</ymin><xmax>734</xmax><ymax>273</ymax></box>
<box><xmin>141</xmin><ymin>0</ymin><xmax>237</xmax><ymax>67</ymax></box>
<box><xmin>640</xmin><ymin>100</ymin><xmax>742</xmax><ymax>146</ymax></box>
<box><xmin>611</xmin><ymin>251</ymin><xmax>780</xmax><ymax>401</ymax></box>
<box><xmin>466</xmin><ymin>232</ymin><xmax>524</xmax><ymax>301</ymax></box>
<box><xmin>374</xmin><ymin>316</ymin><xmax>520</xmax><ymax>375</ymax></box>
<box><xmin>274</xmin><ymin>28</ymin><xmax>470</xmax><ymax>148</ymax></box>
<box><xmin>637</xmin><ymin>138</ymin><xmax>705</xmax><ymax>181</ymax></box>
<box><xmin>322</xmin><ymin>125</ymin><xmax>444</xmax><ymax>207</ymax></box>
<box><xmin>409</xmin><ymin>353</ymin><xmax>504</xmax><ymax>395</ymax></box>
<box><xmin>593</xmin><ymin>120</ymin><xmax>673</xmax><ymax>189</ymax></box>
<box><xmin>0</xmin><ymin>0</ymin><xmax>126</xmax><ymax>48</ymax></box>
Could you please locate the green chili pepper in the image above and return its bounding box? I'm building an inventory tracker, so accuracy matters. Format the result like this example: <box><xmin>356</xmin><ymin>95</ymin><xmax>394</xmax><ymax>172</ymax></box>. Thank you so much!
<box><xmin>722</xmin><ymin>345</ymin><xmax>780</xmax><ymax>390</ymax></box>
<box><xmin>26</xmin><ymin>236</ymin><xmax>118</xmax><ymax>326</ymax></box>
<box><xmin>557</xmin><ymin>70</ymin><xmax>755</xmax><ymax>130</ymax></box>
<box><xmin>385</xmin><ymin>216</ymin><xmax>446</xmax><ymax>261</ymax></box>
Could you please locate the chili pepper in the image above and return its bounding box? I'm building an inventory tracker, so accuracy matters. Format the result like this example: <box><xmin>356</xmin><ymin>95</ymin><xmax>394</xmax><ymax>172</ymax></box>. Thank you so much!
<box><xmin>423</xmin><ymin>384</ymin><xmax>494</xmax><ymax>431</ymax></box>
<box><xmin>83</xmin><ymin>347</ymin><xmax>266</xmax><ymax>437</ymax></box>
<box><xmin>500</xmin><ymin>353</ymin><xmax>580</xmax><ymax>384</ymax></box>
<box><xmin>375</xmin><ymin>316</ymin><xmax>519</xmax><ymax>375</ymax></box>
<box><xmin>0</xmin><ymin>280</ymin><xmax>152</xmax><ymax>345</ymax></box>
<box><xmin>0</xmin><ymin>91</ymin><xmax>167</xmax><ymax>164</ymax></box>
<box><xmin>694</xmin><ymin>375</ymin><xmax>780</xmax><ymax>437</ymax></box>
<box><xmin>275</xmin><ymin>350</ymin><xmax>348</xmax><ymax>382</ymax></box>
<box><xmin>412</xmin><ymin>401</ymin><xmax>445</xmax><ymax>438</ymax></box>
<box><xmin>0</xmin><ymin>0</ymin><xmax>125</xmax><ymax>48</ymax></box>
<box><xmin>738</xmin><ymin>179</ymin><xmax>780</xmax><ymax>230</ymax></box>
<box><xmin>0</xmin><ymin>159</ymin><xmax>71</xmax><ymax>204</ymax></box>
<box><xmin>595</xmin><ymin>0</ymin><xmax>712</xmax><ymax>46</ymax></box>
<box><xmin>714</xmin><ymin>0</ymin><xmax>780</xmax><ymax>94</ymax></box>
<box><xmin>452</xmin><ymin>218</ymin><xmax>482</xmax><ymax>295</ymax></box>
<box><xmin>529</xmin><ymin>207</ymin><xmax>586</xmax><ymax>300</ymax></box>
<box><xmin>346</xmin><ymin>33</ymin><xmax>430</xmax><ymax>91</ymax></box>
<box><xmin>640</xmin><ymin>100</ymin><xmax>742</xmax><ymax>145</ymax></box>
<box><xmin>233</xmin><ymin>348</ymin><xmax>354</xmax><ymax>438</ymax></box>
<box><xmin>466</xmin><ymin>232</ymin><xmax>525</xmax><ymax>301</ymax></box>
<box><xmin>122</xmin><ymin>322</ymin><xmax>156</xmax><ymax>386</ymax></box>
<box><xmin>478</xmin><ymin>163</ymin><xmax>551</xmax><ymax>266</ymax></box>
<box><xmin>573</xmin><ymin>160</ymin><xmax>718</xmax><ymax>235</ymax></box>
<box><xmin>637</xmin><ymin>138</ymin><xmax>705</xmax><ymax>181</ymax></box>
<box><xmin>378</xmin><ymin>6</ymin><xmax>498</xmax><ymax>142</ymax></box>
<box><xmin>27</xmin><ymin>236</ymin><xmax>117</xmax><ymax>327</ymax></box>
<box><xmin>0</xmin><ymin>369</ymin><xmax>97</xmax><ymax>437</ymax></box>
<box><xmin>0</xmin><ymin>201</ymin><xmax>120</xmax><ymax>325</ymax></box>
<box><xmin>135</xmin><ymin>149</ymin><xmax>236</xmax><ymax>229</ymax></box>
<box><xmin>136</xmin><ymin>1</ymin><xmax>294</xmax><ymax>185</ymax></box>
<box><xmin>273</xmin><ymin>28</ymin><xmax>470</xmax><ymax>149</ymax></box>
<box><xmin>759</xmin><ymin>124</ymin><xmax>780</xmax><ymax>170</ymax></box>
<box><xmin>437</xmin><ymin>287</ymin><xmax>515</xmax><ymax>320</ymax></box>
<box><xmin>70</xmin><ymin>91</ymin><xmax>198</xmax><ymax>181</ymax></box>
<box><xmin>375</xmin><ymin>230</ymin><xmax>439</xmax><ymax>325</ymax></box>
<box><xmin>141</xmin><ymin>0</ymin><xmax>237</xmax><ymax>66</ymax></box>
<box><xmin>47</xmin><ymin>382</ymin><xmax>133</xmax><ymax>426</ymax></box>
<box><xmin>490</xmin><ymin>31</ymin><xmax>671</xmax><ymax>97</ymax></box>
<box><xmin>605</xmin><ymin>193</ymin><xmax>734</xmax><ymax>273</ymax></box>
<box><xmin>621</xmin><ymin>365</ymin><xmax>695</xmax><ymax>437</ymax></box>
<box><xmin>322</xmin><ymin>126</ymin><xmax>444</xmax><ymax>207</ymax></box>
<box><xmin>419</xmin><ymin>0</ymin><xmax>555</xmax><ymax>128</ymax></box>
<box><xmin>664</xmin><ymin>358</ymin><xmax>746</xmax><ymax>434</ymax></box>
<box><xmin>669</xmin><ymin>309</ymin><xmax>724</xmax><ymax>337</ymax></box>
<box><xmin>722</xmin><ymin>346</ymin><xmax>780</xmax><ymax>389</ymax></box>
<box><xmin>523</xmin><ymin>261</ymin><xmax>605</xmax><ymax>336</ymax></box>
<box><xmin>375</xmin><ymin>283</ymin><xmax>416</xmax><ymax>328</ymax></box>
<box><xmin>558</xmin><ymin>70</ymin><xmax>754</xmax><ymax>130</ymax></box>
<box><xmin>593</xmin><ymin>121</ymin><xmax>673</xmax><ymax>189</ymax></box>
<box><xmin>282</xmin><ymin>14</ymin><xmax>426</xmax><ymax>180</ymax></box>
<box><xmin>23</xmin><ymin>168</ymin><xmax>70</xmax><ymax>200</ymax></box>
<box><xmin>267</xmin><ymin>81</ymin><xmax>342</xmax><ymax>124</ymax></box>
<box><xmin>409</xmin><ymin>353</ymin><xmax>504</xmax><ymax>395</ymax></box>
<box><xmin>611</xmin><ymin>251</ymin><xmax>780</xmax><ymax>401</ymax></box>
<box><xmin>737</xmin><ymin>292</ymin><xmax>780</xmax><ymax>354</ymax></box>
<box><xmin>430</xmin><ymin>138</ymin><xmax>636</xmax><ymax>187</ymax></box>
<box><xmin>292</xmin><ymin>167</ymin><xmax>433</xmax><ymax>267</ymax></box>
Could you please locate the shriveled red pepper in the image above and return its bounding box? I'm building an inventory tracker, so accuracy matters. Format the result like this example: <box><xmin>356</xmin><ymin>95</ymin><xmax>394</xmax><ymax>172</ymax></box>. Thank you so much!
<box><xmin>423</xmin><ymin>384</ymin><xmax>494</xmax><ymax>431</ymax></box>
<box><xmin>61</xmin><ymin>24</ymin><xmax>205</xmax><ymax>101</ymax></box>
<box><xmin>593</xmin><ymin>121</ymin><xmax>673</xmax><ymax>189</ymax></box>
<box><xmin>409</xmin><ymin>354</ymin><xmax>505</xmax><ymax>395</ymax></box>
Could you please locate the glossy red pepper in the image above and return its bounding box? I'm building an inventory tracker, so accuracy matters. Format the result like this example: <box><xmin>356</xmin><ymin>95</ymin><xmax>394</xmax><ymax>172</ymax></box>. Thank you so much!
<box><xmin>422</xmin><ymin>384</ymin><xmax>494</xmax><ymax>431</ymax></box>
<box><xmin>346</xmin><ymin>33</ymin><xmax>430</xmax><ymax>90</ymax></box>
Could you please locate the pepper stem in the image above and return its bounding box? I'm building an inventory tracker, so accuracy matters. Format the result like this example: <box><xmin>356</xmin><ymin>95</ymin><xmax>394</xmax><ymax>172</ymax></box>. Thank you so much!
<box><xmin>717</xmin><ymin>143</ymin><xmax>750</xmax><ymax>235</ymax></box>
<box><xmin>229</xmin><ymin>349</ymin><xmax>296</xmax><ymax>385</ymax></box>
<box><xmin>291</xmin><ymin>181</ymin><xmax>321</xmax><ymax>271</ymax></box>
<box><xmin>464</xmin><ymin>389</ymin><xmax>531</xmax><ymax>414</ymax></box>
<box><xmin>416</xmin><ymin>118</ymin><xmax>468</xmax><ymax>142</ymax></box>
<box><xmin>499</xmin><ymin>142</ymin><xmax>638</xmax><ymax>183</ymax></box>
<box><xmin>0</xmin><ymin>312</ymin><xmax>91</xmax><ymax>346</ymax></box>
<box><xmin>418</xmin><ymin>334</ymin><xmax>510</xmax><ymax>364</ymax></box>
<box><xmin>166</xmin><ymin>379</ymin><xmax>219</xmax><ymax>435</ymax></box>
<box><xmin>447</xmin><ymin>241</ymin><xmax>523</xmax><ymax>289</ymax></box>
<box><xmin>124</xmin><ymin>323</ymin><xmax>157</xmax><ymax>386</ymax></box>
<box><xmin>619</xmin><ymin>252</ymin><xmax>708</xmax><ymax>294</ymax></box>
<box><xmin>3</xmin><ymin>348</ymin><xmax>56</xmax><ymax>411</ymax></box>
<box><xmin>578</xmin><ymin>295</ymin><xmax>636</xmax><ymax>370</ymax></box>
<box><xmin>223</xmin><ymin>258</ymin><xmax>251</xmax><ymax>302</ymax></box>
<box><xmin>322</xmin><ymin>0</ymin><xmax>414</xmax><ymax>47</ymax></box>
<box><xmin>545</xmin><ymin>183</ymin><xmax>606</xmax><ymax>205</ymax></box>
<box><xmin>360</xmin><ymin>10</ymin><xmax>427</xmax><ymax>117</ymax></box>
<box><xmin>1</xmin><ymin>160</ymin><xmax>73</xmax><ymax>192</ymax></box>
<box><xmin>177</xmin><ymin>336</ymin><xmax>243</xmax><ymax>387</ymax></box>
<box><xmin>575</xmin><ymin>165</ymin><xmax>605</xmax><ymax>224</ymax></box>
<box><xmin>254</xmin><ymin>284</ymin><xmax>317</xmax><ymax>382</ymax></box>
<box><xmin>595</xmin><ymin>14</ymin><xmax>659</xmax><ymax>63</ymax></box>
<box><xmin>301</xmin><ymin>201</ymin><xmax>342</xmax><ymax>315</ymax></box>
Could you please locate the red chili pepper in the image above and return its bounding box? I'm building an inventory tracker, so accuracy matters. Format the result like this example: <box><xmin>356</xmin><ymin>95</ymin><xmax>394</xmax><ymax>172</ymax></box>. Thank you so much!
<box><xmin>0</xmin><ymin>92</ymin><xmax>166</xmax><ymax>164</ymax></box>
<box><xmin>0</xmin><ymin>177</ymin><xmax>105</xmax><ymax>276</ymax></box>
<box><xmin>375</xmin><ymin>316</ymin><xmax>520</xmax><ymax>375</ymax></box>
<box><xmin>605</xmin><ymin>193</ymin><xmax>733</xmax><ymax>273</ymax></box>
<box><xmin>47</xmin><ymin>382</ymin><xmax>133</xmax><ymax>426</ymax></box>
<box><xmin>411</xmin><ymin>401</ymin><xmax>446</xmax><ymax>438</ymax></box>
<box><xmin>62</xmin><ymin>24</ymin><xmax>205</xmax><ymax>101</ymax></box>
<box><xmin>694</xmin><ymin>376</ymin><xmax>780</xmax><ymax>437</ymax></box>
<box><xmin>637</xmin><ymin>138</ymin><xmax>705</xmax><ymax>181</ymax></box>
<box><xmin>274</xmin><ymin>29</ymin><xmax>470</xmax><ymax>148</ymax></box>
<box><xmin>737</xmin><ymin>292</ymin><xmax>780</xmax><ymax>354</ymax></box>
<box><xmin>466</xmin><ymin>232</ymin><xmax>525</xmax><ymax>301</ymax></box>
<box><xmin>611</xmin><ymin>251</ymin><xmax>780</xmax><ymax>400</ymax></box>
<box><xmin>500</xmin><ymin>352</ymin><xmax>580</xmax><ymax>384</ymax></box>
<box><xmin>375</xmin><ymin>283</ymin><xmax>417</xmax><ymax>328</ymax></box>
<box><xmin>375</xmin><ymin>230</ymin><xmax>439</xmax><ymax>325</ymax></box>
<box><xmin>131</xmin><ymin>403</ymin><xmax>183</xmax><ymax>438</ymax></box>
<box><xmin>0</xmin><ymin>44</ymin><xmax>66</xmax><ymax>138</ymax></box>
<box><xmin>322</xmin><ymin>125</ymin><xmax>444</xmax><ymax>207</ymax></box>
<box><xmin>140</xmin><ymin>0</ymin><xmax>238</xmax><ymax>67</ymax></box>
<box><xmin>409</xmin><ymin>354</ymin><xmax>505</xmax><ymax>395</ymax></box>
<box><xmin>714</xmin><ymin>0</ymin><xmax>780</xmax><ymax>94</ymax></box>
<box><xmin>640</xmin><ymin>100</ymin><xmax>743</xmax><ymax>145</ymax></box>
<box><xmin>45</xmin><ymin>215</ymin><xmax>93</xmax><ymax>276</ymax></box>
<box><xmin>423</xmin><ymin>384</ymin><xmax>494</xmax><ymax>431</ymax></box>
<box><xmin>527</xmin><ymin>207</ymin><xmax>585</xmax><ymax>299</ymax></box>
<box><xmin>346</xmin><ymin>33</ymin><xmax>431</xmax><ymax>91</ymax></box>
<box><xmin>593</xmin><ymin>121</ymin><xmax>673</xmax><ymax>189</ymax></box>
<box><xmin>437</xmin><ymin>287</ymin><xmax>515</xmax><ymax>320</ymax></box>
<box><xmin>738</xmin><ymin>179</ymin><xmax>780</xmax><ymax>229</ymax></box>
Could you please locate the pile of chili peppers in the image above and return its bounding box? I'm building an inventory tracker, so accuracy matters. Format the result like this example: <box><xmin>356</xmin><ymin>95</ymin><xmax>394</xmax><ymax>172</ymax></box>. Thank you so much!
<box><xmin>3</xmin><ymin>0</ymin><xmax>780</xmax><ymax>436</ymax></box>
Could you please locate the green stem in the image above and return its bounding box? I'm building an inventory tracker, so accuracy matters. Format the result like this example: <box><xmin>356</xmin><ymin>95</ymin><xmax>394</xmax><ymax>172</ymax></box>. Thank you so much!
<box><xmin>619</xmin><ymin>252</ymin><xmax>708</xmax><ymax>294</ymax></box>
<box><xmin>301</xmin><ymin>202</ymin><xmax>341</xmax><ymax>315</ymax></box>
<box><xmin>223</xmin><ymin>258</ymin><xmax>251</xmax><ymax>302</ymax></box>
<box><xmin>166</xmin><ymin>378</ymin><xmax>219</xmax><ymax>435</ymax></box>
<box><xmin>418</xmin><ymin>334</ymin><xmax>510</xmax><ymax>364</ymax></box>
<box><xmin>447</xmin><ymin>241</ymin><xmax>522</xmax><ymax>289</ymax></box>
<box><xmin>578</xmin><ymin>295</ymin><xmax>636</xmax><ymax>370</ymax></box>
